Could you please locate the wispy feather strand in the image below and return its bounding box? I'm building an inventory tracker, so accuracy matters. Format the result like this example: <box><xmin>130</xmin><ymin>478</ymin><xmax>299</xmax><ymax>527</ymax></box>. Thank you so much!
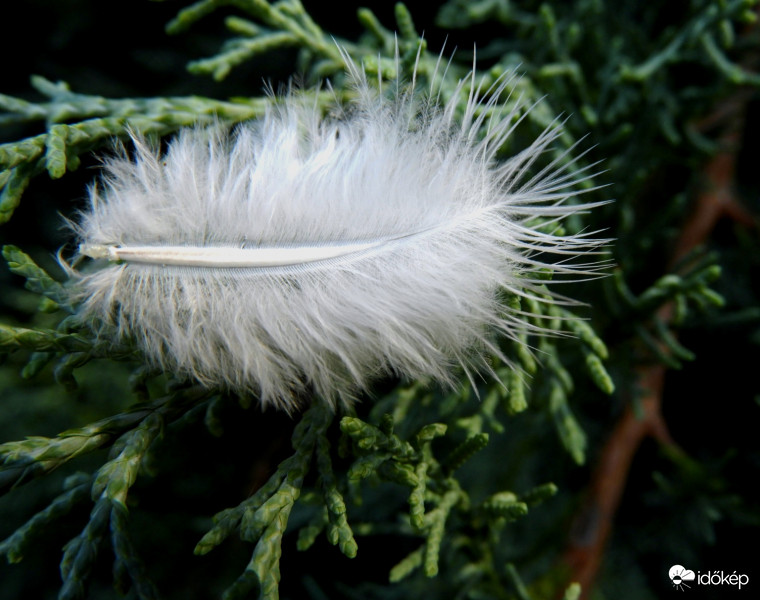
<box><xmin>67</xmin><ymin>58</ymin><xmax>608</xmax><ymax>411</ymax></box>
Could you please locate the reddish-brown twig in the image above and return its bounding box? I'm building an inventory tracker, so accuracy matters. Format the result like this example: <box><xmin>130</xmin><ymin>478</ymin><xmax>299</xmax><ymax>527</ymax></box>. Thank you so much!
<box><xmin>562</xmin><ymin>95</ymin><xmax>755</xmax><ymax>598</ymax></box>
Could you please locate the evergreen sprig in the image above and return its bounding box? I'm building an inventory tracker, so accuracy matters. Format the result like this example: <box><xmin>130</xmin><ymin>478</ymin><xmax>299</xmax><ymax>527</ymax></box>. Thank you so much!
<box><xmin>2</xmin><ymin>245</ymin><xmax>75</xmax><ymax>313</ymax></box>
<box><xmin>0</xmin><ymin>81</ymin><xmax>269</xmax><ymax>224</ymax></box>
<box><xmin>0</xmin><ymin>386</ymin><xmax>212</xmax><ymax>494</ymax></box>
<box><xmin>0</xmin><ymin>472</ymin><xmax>90</xmax><ymax>564</ymax></box>
<box><xmin>195</xmin><ymin>403</ymin><xmax>340</xmax><ymax>600</ymax></box>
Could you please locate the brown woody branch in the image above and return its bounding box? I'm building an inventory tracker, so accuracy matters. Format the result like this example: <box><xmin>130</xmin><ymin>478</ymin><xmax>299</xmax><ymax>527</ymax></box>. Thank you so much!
<box><xmin>562</xmin><ymin>90</ymin><xmax>756</xmax><ymax>599</ymax></box>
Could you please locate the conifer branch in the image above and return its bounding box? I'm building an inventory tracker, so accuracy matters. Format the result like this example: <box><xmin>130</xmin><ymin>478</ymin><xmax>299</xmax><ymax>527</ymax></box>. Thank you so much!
<box><xmin>0</xmin><ymin>386</ymin><xmax>212</xmax><ymax>494</ymax></box>
<box><xmin>0</xmin><ymin>86</ymin><xmax>270</xmax><ymax>223</ymax></box>
<box><xmin>195</xmin><ymin>403</ymin><xmax>334</xmax><ymax>600</ymax></box>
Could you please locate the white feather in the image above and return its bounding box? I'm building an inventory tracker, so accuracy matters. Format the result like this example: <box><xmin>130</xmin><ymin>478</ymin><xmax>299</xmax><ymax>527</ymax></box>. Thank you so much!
<box><xmin>66</xmin><ymin>60</ymin><xmax>608</xmax><ymax>411</ymax></box>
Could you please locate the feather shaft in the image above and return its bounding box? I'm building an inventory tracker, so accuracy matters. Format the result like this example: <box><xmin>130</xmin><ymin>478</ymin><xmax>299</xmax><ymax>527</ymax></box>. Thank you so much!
<box><xmin>79</xmin><ymin>241</ymin><xmax>386</xmax><ymax>268</ymax></box>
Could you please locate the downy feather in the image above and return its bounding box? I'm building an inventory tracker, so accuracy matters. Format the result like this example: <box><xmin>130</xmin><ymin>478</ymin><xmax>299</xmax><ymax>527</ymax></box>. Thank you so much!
<box><xmin>66</xmin><ymin>58</ymin><xmax>608</xmax><ymax>412</ymax></box>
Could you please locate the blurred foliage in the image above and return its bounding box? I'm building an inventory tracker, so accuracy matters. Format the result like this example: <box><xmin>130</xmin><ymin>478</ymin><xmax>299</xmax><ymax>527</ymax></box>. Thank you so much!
<box><xmin>2</xmin><ymin>1</ymin><xmax>760</xmax><ymax>599</ymax></box>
